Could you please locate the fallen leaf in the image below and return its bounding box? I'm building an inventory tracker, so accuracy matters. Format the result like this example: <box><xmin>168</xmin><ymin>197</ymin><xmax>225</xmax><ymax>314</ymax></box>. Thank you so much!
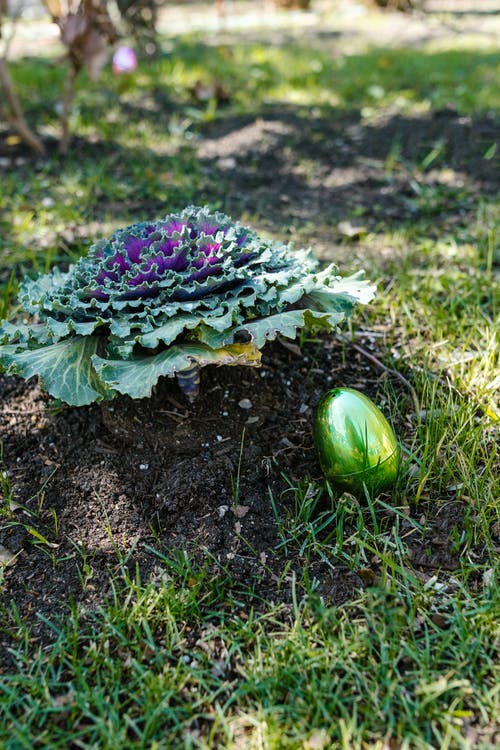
<box><xmin>337</xmin><ymin>220</ymin><xmax>367</xmax><ymax>239</ymax></box>
<box><xmin>431</xmin><ymin>612</ymin><xmax>448</xmax><ymax>629</ymax></box>
<box><xmin>233</xmin><ymin>504</ymin><xmax>249</xmax><ymax>518</ymax></box>
<box><xmin>356</xmin><ymin>568</ymin><xmax>378</xmax><ymax>585</ymax></box>
<box><xmin>304</xmin><ymin>729</ymin><xmax>329</xmax><ymax>749</ymax></box>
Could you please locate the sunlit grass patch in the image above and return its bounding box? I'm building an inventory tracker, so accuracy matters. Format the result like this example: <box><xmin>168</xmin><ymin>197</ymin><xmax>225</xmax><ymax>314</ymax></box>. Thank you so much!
<box><xmin>368</xmin><ymin>205</ymin><xmax>499</xmax><ymax>414</ymax></box>
<box><xmin>6</xmin><ymin>35</ymin><xmax>500</xmax><ymax>145</ymax></box>
<box><xmin>1</xmin><ymin>555</ymin><xmax>498</xmax><ymax>749</ymax></box>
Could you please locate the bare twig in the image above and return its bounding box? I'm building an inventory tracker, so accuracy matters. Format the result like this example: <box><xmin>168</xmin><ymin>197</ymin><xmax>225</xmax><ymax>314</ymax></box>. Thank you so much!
<box><xmin>0</xmin><ymin>61</ymin><xmax>46</xmax><ymax>154</ymax></box>
<box><xmin>337</xmin><ymin>333</ymin><xmax>420</xmax><ymax>414</ymax></box>
<box><xmin>42</xmin><ymin>0</ymin><xmax>119</xmax><ymax>153</ymax></box>
<box><xmin>0</xmin><ymin>2</ymin><xmax>46</xmax><ymax>154</ymax></box>
<box><xmin>0</xmin><ymin>407</ymin><xmax>47</xmax><ymax>416</ymax></box>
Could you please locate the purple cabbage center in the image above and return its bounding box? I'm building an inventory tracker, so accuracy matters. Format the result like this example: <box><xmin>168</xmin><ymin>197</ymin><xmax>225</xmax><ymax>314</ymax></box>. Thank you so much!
<box><xmin>91</xmin><ymin>219</ymin><xmax>250</xmax><ymax>301</ymax></box>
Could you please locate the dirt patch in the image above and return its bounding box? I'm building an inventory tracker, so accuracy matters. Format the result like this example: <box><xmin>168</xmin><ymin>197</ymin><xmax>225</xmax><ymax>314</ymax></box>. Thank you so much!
<box><xmin>0</xmin><ymin>331</ymin><xmax>472</xmax><ymax>666</ymax></box>
<box><xmin>0</xmin><ymin>338</ymin><xmax>371</xmax><ymax>649</ymax></box>
<box><xmin>198</xmin><ymin>107</ymin><xmax>499</xmax><ymax>250</ymax></box>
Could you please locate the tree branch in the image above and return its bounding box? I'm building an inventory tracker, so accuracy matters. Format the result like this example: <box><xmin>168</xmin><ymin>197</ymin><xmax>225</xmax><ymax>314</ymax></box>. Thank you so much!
<box><xmin>0</xmin><ymin>2</ymin><xmax>45</xmax><ymax>155</ymax></box>
<box><xmin>0</xmin><ymin>59</ymin><xmax>45</xmax><ymax>154</ymax></box>
<box><xmin>337</xmin><ymin>333</ymin><xmax>420</xmax><ymax>414</ymax></box>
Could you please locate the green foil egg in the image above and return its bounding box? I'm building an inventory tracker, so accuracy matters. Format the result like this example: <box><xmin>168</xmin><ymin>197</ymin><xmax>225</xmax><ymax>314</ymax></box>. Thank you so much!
<box><xmin>313</xmin><ymin>387</ymin><xmax>400</xmax><ymax>495</ymax></box>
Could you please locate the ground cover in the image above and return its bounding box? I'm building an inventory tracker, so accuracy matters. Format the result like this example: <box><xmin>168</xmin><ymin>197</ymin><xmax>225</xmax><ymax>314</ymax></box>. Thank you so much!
<box><xmin>0</xmin><ymin>1</ymin><xmax>499</xmax><ymax>747</ymax></box>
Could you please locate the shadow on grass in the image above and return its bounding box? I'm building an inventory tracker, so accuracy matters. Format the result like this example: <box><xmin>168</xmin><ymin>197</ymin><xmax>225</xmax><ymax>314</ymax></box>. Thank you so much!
<box><xmin>195</xmin><ymin>104</ymin><xmax>498</xmax><ymax>236</ymax></box>
<box><xmin>1</xmin><ymin>41</ymin><xmax>498</xmax><ymax>243</ymax></box>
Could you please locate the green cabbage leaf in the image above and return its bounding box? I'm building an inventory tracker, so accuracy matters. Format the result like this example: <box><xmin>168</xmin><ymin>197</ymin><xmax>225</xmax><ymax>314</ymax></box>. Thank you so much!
<box><xmin>0</xmin><ymin>206</ymin><xmax>375</xmax><ymax>405</ymax></box>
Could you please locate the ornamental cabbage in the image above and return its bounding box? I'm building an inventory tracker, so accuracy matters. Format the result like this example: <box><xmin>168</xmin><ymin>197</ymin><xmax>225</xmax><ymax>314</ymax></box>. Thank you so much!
<box><xmin>0</xmin><ymin>205</ymin><xmax>375</xmax><ymax>406</ymax></box>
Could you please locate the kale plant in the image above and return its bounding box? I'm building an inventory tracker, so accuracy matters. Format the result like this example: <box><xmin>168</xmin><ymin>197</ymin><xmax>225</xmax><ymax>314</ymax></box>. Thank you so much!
<box><xmin>0</xmin><ymin>206</ymin><xmax>375</xmax><ymax>405</ymax></box>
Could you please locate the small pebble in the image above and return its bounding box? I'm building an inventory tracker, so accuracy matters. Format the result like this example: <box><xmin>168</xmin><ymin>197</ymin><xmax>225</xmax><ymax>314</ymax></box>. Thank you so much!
<box><xmin>238</xmin><ymin>398</ymin><xmax>253</xmax><ymax>410</ymax></box>
<box><xmin>0</xmin><ymin>545</ymin><xmax>15</xmax><ymax>565</ymax></box>
<box><xmin>139</xmin><ymin>463</ymin><xmax>149</xmax><ymax>471</ymax></box>
<box><xmin>217</xmin><ymin>156</ymin><xmax>237</xmax><ymax>169</ymax></box>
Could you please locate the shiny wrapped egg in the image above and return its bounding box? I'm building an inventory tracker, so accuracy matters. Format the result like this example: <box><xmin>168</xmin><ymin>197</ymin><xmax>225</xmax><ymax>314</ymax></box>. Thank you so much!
<box><xmin>112</xmin><ymin>46</ymin><xmax>138</xmax><ymax>75</ymax></box>
<box><xmin>313</xmin><ymin>387</ymin><xmax>400</xmax><ymax>495</ymax></box>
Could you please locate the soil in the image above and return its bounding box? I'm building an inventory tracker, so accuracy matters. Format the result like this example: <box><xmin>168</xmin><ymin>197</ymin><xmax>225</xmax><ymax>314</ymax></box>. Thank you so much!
<box><xmin>1</xmin><ymin>2</ymin><xmax>499</xmax><ymax>667</ymax></box>
<box><xmin>0</xmin><ymin>331</ymin><xmax>479</xmax><ymax>665</ymax></box>
<box><xmin>0</xmin><ymin>338</ymin><xmax>367</xmax><ymax>646</ymax></box>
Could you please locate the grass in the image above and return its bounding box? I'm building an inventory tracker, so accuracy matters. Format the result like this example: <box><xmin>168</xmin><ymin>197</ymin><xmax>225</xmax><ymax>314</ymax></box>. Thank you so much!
<box><xmin>1</xmin><ymin>5</ymin><xmax>499</xmax><ymax>748</ymax></box>
<box><xmin>1</xmin><ymin>557</ymin><xmax>499</xmax><ymax>749</ymax></box>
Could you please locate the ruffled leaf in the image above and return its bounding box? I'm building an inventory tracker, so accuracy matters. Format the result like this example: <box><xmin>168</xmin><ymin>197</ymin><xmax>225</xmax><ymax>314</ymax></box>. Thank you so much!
<box><xmin>0</xmin><ymin>321</ymin><xmax>51</xmax><ymax>345</ymax></box>
<box><xmin>0</xmin><ymin>336</ymin><xmax>113</xmax><ymax>405</ymax></box>
<box><xmin>0</xmin><ymin>206</ymin><xmax>375</xmax><ymax>405</ymax></box>
<box><xmin>93</xmin><ymin>342</ymin><xmax>261</xmax><ymax>399</ymax></box>
<box><xmin>134</xmin><ymin>314</ymin><xmax>200</xmax><ymax>349</ymax></box>
<box><xmin>234</xmin><ymin>309</ymin><xmax>346</xmax><ymax>349</ymax></box>
<box><xmin>303</xmin><ymin>271</ymin><xmax>376</xmax><ymax>311</ymax></box>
